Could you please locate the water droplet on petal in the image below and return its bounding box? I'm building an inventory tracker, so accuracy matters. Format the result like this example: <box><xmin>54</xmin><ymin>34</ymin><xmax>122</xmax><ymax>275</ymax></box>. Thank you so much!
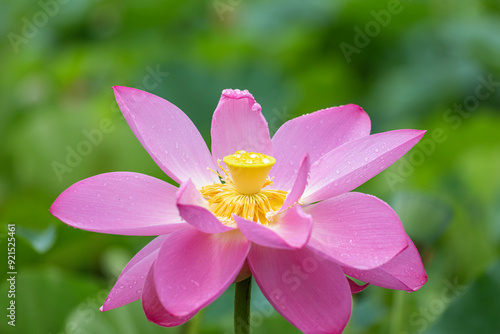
<box><xmin>136</xmin><ymin>289</ymin><xmax>142</xmax><ymax>294</ymax></box>
<box><xmin>336</xmin><ymin>169</ymin><xmax>340</xmax><ymax>174</ymax></box>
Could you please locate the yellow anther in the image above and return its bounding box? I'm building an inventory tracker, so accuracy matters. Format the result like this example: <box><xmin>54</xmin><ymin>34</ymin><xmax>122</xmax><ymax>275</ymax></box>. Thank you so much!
<box><xmin>223</xmin><ymin>151</ymin><xmax>276</xmax><ymax>195</ymax></box>
<box><xmin>200</xmin><ymin>150</ymin><xmax>286</xmax><ymax>226</ymax></box>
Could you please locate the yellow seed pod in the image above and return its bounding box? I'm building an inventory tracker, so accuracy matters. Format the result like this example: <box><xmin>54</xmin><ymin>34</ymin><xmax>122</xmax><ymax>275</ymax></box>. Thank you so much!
<box><xmin>223</xmin><ymin>150</ymin><xmax>276</xmax><ymax>195</ymax></box>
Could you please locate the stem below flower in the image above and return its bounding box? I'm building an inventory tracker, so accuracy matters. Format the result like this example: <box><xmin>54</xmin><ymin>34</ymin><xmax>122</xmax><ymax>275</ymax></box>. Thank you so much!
<box><xmin>234</xmin><ymin>276</ymin><xmax>252</xmax><ymax>334</ymax></box>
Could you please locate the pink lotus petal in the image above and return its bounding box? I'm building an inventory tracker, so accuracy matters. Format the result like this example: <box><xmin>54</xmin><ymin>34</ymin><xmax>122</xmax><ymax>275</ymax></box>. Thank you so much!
<box><xmin>271</xmin><ymin>104</ymin><xmax>370</xmax><ymax>190</ymax></box>
<box><xmin>102</xmin><ymin>235</ymin><xmax>167</xmax><ymax>311</ymax></box>
<box><xmin>342</xmin><ymin>237</ymin><xmax>427</xmax><ymax>292</ymax></box>
<box><xmin>347</xmin><ymin>278</ymin><xmax>369</xmax><ymax>294</ymax></box>
<box><xmin>235</xmin><ymin>205</ymin><xmax>313</xmax><ymax>250</ymax></box>
<box><xmin>113</xmin><ymin>86</ymin><xmax>218</xmax><ymax>188</ymax></box>
<box><xmin>154</xmin><ymin>228</ymin><xmax>250</xmax><ymax>316</ymax></box>
<box><xmin>211</xmin><ymin>89</ymin><xmax>272</xmax><ymax>165</ymax></box>
<box><xmin>302</xmin><ymin>129</ymin><xmax>426</xmax><ymax>203</ymax></box>
<box><xmin>176</xmin><ymin>179</ymin><xmax>234</xmax><ymax>233</ymax></box>
<box><xmin>234</xmin><ymin>260</ymin><xmax>251</xmax><ymax>283</ymax></box>
<box><xmin>305</xmin><ymin>192</ymin><xmax>408</xmax><ymax>270</ymax></box>
<box><xmin>248</xmin><ymin>245</ymin><xmax>352</xmax><ymax>334</ymax></box>
<box><xmin>280</xmin><ymin>154</ymin><xmax>310</xmax><ymax>210</ymax></box>
<box><xmin>142</xmin><ymin>264</ymin><xmax>196</xmax><ymax>327</ymax></box>
<box><xmin>50</xmin><ymin>172</ymin><xmax>187</xmax><ymax>235</ymax></box>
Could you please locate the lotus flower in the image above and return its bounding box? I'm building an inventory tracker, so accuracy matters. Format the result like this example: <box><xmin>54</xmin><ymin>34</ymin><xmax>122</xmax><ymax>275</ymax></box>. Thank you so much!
<box><xmin>50</xmin><ymin>87</ymin><xmax>427</xmax><ymax>333</ymax></box>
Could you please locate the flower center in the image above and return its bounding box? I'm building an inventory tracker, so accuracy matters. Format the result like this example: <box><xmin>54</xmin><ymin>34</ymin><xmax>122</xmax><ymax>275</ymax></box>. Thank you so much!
<box><xmin>200</xmin><ymin>150</ymin><xmax>288</xmax><ymax>226</ymax></box>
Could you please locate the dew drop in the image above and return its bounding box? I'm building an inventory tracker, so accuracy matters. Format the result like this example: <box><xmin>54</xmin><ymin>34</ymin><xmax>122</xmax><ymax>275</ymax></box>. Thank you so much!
<box><xmin>336</xmin><ymin>169</ymin><xmax>340</xmax><ymax>174</ymax></box>
<box><xmin>136</xmin><ymin>289</ymin><xmax>142</xmax><ymax>294</ymax></box>
<box><xmin>119</xmin><ymin>285</ymin><xmax>124</xmax><ymax>289</ymax></box>
<box><xmin>364</xmin><ymin>157</ymin><xmax>369</xmax><ymax>162</ymax></box>
<box><xmin>375</xmin><ymin>148</ymin><xmax>379</xmax><ymax>153</ymax></box>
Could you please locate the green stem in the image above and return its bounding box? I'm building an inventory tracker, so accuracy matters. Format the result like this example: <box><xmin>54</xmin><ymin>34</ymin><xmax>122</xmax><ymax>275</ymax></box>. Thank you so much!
<box><xmin>389</xmin><ymin>290</ymin><xmax>405</xmax><ymax>334</ymax></box>
<box><xmin>234</xmin><ymin>276</ymin><xmax>252</xmax><ymax>334</ymax></box>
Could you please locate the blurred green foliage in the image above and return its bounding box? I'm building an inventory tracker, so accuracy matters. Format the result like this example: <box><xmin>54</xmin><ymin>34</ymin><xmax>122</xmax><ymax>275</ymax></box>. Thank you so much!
<box><xmin>1</xmin><ymin>0</ymin><xmax>500</xmax><ymax>333</ymax></box>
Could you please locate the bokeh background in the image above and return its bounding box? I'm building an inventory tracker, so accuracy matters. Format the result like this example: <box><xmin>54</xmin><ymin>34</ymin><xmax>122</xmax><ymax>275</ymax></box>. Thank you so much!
<box><xmin>1</xmin><ymin>0</ymin><xmax>500</xmax><ymax>333</ymax></box>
